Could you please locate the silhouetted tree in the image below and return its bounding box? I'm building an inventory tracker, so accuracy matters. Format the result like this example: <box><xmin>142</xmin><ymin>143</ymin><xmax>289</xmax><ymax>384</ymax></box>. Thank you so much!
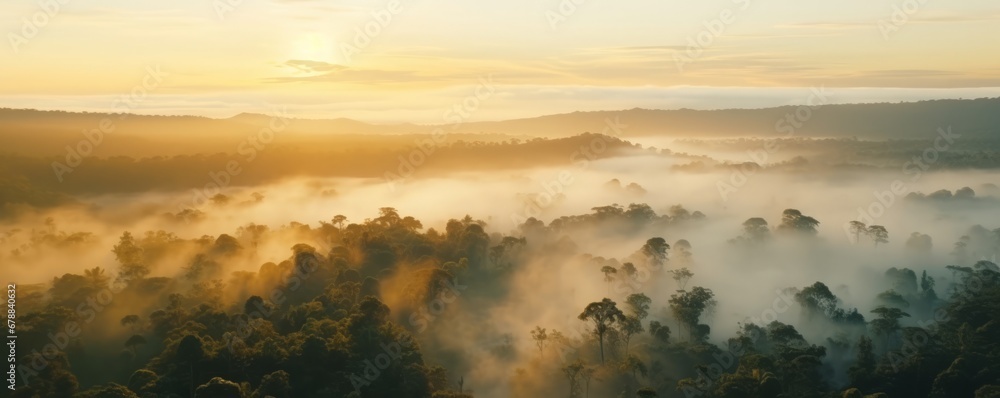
<box><xmin>849</xmin><ymin>221</ymin><xmax>868</xmax><ymax>244</ymax></box>
<box><xmin>868</xmin><ymin>225</ymin><xmax>889</xmax><ymax>247</ymax></box>
<box><xmin>579</xmin><ymin>298</ymin><xmax>626</xmax><ymax>364</ymax></box>
<box><xmin>531</xmin><ymin>326</ymin><xmax>548</xmax><ymax>358</ymax></box>
<box><xmin>777</xmin><ymin>209</ymin><xmax>820</xmax><ymax>235</ymax></box>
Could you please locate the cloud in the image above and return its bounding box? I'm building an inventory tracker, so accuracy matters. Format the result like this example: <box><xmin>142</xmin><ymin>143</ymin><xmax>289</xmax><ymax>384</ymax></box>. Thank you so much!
<box><xmin>853</xmin><ymin>70</ymin><xmax>963</xmax><ymax>78</ymax></box>
<box><xmin>266</xmin><ymin>67</ymin><xmax>435</xmax><ymax>84</ymax></box>
<box><xmin>909</xmin><ymin>12</ymin><xmax>1000</xmax><ymax>23</ymax></box>
<box><xmin>775</xmin><ymin>22</ymin><xmax>871</xmax><ymax>30</ymax></box>
<box><xmin>284</xmin><ymin>60</ymin><xmax>348</xmax><ymax>74</ymax></box>
<box><xmin>774</xmin><ymin>10</ymin><xmax>1000</xmax><ymax>31</ymax></box>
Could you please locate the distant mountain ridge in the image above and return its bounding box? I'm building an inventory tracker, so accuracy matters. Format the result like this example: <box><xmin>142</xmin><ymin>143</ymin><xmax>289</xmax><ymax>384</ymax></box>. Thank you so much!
<box><xmin>2</xmin><ymin>97</ymin><xmax>998</xmax><ymax>144</ymax></box>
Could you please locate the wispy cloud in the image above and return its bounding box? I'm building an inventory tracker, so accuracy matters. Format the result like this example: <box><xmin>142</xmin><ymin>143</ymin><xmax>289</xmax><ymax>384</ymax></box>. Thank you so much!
<box><xmin>284</xmin><ymin>60</ymin><xmax>347</xmax><ymax>73</ymax></box>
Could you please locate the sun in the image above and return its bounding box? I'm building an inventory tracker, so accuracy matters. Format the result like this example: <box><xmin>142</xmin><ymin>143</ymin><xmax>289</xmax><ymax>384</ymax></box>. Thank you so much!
<box><xmin>290</xmin><ymin>33</ymin><xmax>339</xmax><ymax>64</ymax></box>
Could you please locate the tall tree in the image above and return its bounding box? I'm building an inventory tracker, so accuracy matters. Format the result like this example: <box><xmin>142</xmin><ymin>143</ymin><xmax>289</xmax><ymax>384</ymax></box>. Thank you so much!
<box><xmin>870</xmin><ymin>306</ymin><xmax>910</xmax><ymax>352</ymax></box>
<box><xmin>849</xmin><ymin>221</ymin><xmax>868</xmax><ymax>244</ymax></box>
<box><xmin>578</xmin><ymin>298</ymin><xmax>627</xmax><ymax>364</ymax></box>
<box><xmin>618</xmin><ymin>315</ymin><xmax>644</xmax><ymax>356</ymax></box>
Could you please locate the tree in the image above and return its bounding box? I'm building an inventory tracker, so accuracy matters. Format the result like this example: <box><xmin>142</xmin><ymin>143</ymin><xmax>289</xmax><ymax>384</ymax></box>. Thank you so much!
<box><xmin>640</xmin><ymin>237</ymin><xmax>670</xmax><ymax>269</ymax></box>
<box><xmin>849</xmin><ymin>221</ymin><xmax>867</xmax><ymax>244</ymax></box>
<box><xmin>127</xmin><ymin>369</ymin><xmax>158</xmax><ymax>395</ymax></box>
<box><xmin>113</xmin><ymin>231</ymin><xmax>147</xmax><ymax>285</ymax></box>
<box><xmin>849</xmin><ymin>336</ymin><xmax>877</xmax><ymax>389</ymax></box>
<box><xmin>669</xmin><ymin>268</ymin><xmax>694</xmax><ymax>290</ymax></box>
<box><xmin>618</xmin><ymin>315</ymin><xmax>644</xmax><ymax>355</ymax></box>
<box><xmin>870</xmin><ymin>306</ymin><xmax>910</xmax><ymax>351</ymax></box>
<box><xmin>625</xmin><ymin>293</ymin><xmax>652</xmax><ymax>320</ymax></box>
<box><xmin>177</xmin><ymin>335</ymin><xmax>205</xmax><ymax>397</ymax></box>
<box><xmin>668</xmin><ymin>286</ymin><xmax>716</xmax><ymax>341</ymax></box>
<box><xmin>124</xmin><ymin>334</ymin><xmax>147</xmax><ymax>355</ymax></box>
<box><xmin>672</xmin><ymin>239</ymin><xmax>693</xmax><ymax>265</ymax></box>
<box><xmin>636</xmin><ymin>387</ymin><xmax>658</xmax><ymax>397</ymax></box>
<box><xmin>742</xmin><ymin>217</ymin><xmax>771</xmax><ymax>242</ymax></box>
<box><xmin>489</xmin><ymin>236</ymin><xmax>526</xmax><ymax>270</ymax></box>
<box><xmin>254</xmin><ymin>370</ymin><xmax>292</xmax><ymax>398</ymax></box>
<box><xmin>84</xmin><ymin>267</ymin><xmax>110</xmax><ymax>289</ymax></box>
<box><xmin>649</xmin><ymin>321</ymin><xmax>670</xmax><ymax>344</ymax></box>
<box><xmin>620</xmin><ymin>355</ymin><xmax>647</xmax><ymax>394</ymax></box>
<box><xmin>795</xmin><ymin>282</ymin><xmax>839</xmax><ymax>319</ymax></box>
<box><xmin>876</xmin><ymin>290</ymin><xmax>910</xmax><ymax>308</ymax></box>
<box><xmin>120</xmin><ymin>314</ymin><xmax>140</xmax><ymax>333</ymax></box>
<box><xmin>600</xmin><ymin>266</ymin><xmax>618</xmax><ymax>294</ymax></box>
<box><xmin>620</xmin><ymin>262</ymin><xmax>638</xmax><ymax>281</ymax></box>
<box><xmin>332</xmin><ymin>214</ymin><xmax>348</xmax><ymax>229</ymax></box>
<box><xmin>578</xmin><ymin>298</ymin><xmax>627</xmax><ymax>364</ymax></box>
<box><xmin>194</xmin><ymin>377</ymin><xmax>243</xmax><ymax>398</ymax></box>
<box><xmin>582</xmin><ymin>366</ymin><xmax>596</xmax><ymax>398</ymax></box>
<box><xmin>919</xmin><ymin>270</ymin><xmax>938</xmax><ymax>301</ymax></box>
<box><xmin>905</xmin><ymin>232</ymin><xmax>933</xmax><ymax>253</ymax></box>
<box><xmin>868</xmin><ymin>225</ymin><xmax>889</xmax><ymax>247</ymax></box>
<box><xmin>777</xmin><ymin>209</ymin><xmax>820</xmax><ymax>235</ymax></box>
<box><xmin>76</xmin><ymin>383</ymin><xmax>137</xmax><ymax>397</ymax></box>
<box><xmin>562</xmin><ymin>360</ymin><xmax>585</xmax><ymax>397</ymax></box>
<box><xmin>530</xmin><ymin>326</ymin><xmax>548</xmax><ymax>358</ymax></box>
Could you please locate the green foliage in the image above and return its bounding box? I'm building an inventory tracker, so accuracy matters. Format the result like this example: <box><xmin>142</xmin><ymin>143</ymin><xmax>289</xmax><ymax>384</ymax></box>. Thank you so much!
<box><xmin>669</xmin><ymin>286</ymin><xmax>716</xmax><ymax>341</ymax></box>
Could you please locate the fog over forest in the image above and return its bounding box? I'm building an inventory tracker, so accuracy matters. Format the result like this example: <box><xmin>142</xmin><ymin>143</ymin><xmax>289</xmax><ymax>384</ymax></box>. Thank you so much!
<box><xmin>2</xmin><ymin>98</ymin><xmax>1000</xmax><ymax>398</ymax></box>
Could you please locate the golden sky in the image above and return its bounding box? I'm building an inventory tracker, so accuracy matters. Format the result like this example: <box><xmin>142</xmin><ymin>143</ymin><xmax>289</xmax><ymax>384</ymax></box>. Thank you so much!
<box><xmin>2</xmin><ymin>0</ymin><xmax>1000</xmax><ymax>122</ymax></box>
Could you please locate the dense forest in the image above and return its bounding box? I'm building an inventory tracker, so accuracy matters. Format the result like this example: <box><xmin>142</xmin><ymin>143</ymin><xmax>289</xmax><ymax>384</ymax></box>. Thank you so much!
<box><xmin>4</xmin><ymin>99</ymin><xmax>1000</xmax><ymax>398</ymax></box>
<box><xmin>8</xmin><ymin>205</ymin><xmax>1000</xmax><ymax>397</ymax></box>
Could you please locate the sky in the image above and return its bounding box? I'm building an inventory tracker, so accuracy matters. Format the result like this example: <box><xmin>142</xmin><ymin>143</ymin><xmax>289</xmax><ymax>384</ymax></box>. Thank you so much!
<box><xmin>2</xmin><ymin>0</ymin><xmax>1000</xmax><ymax>123</ymax></box>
